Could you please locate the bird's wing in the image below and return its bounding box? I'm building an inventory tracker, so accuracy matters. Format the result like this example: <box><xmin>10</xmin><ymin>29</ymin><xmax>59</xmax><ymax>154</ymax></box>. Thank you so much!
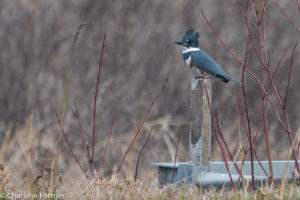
<box><xmin>191</xmin><ymin>50</ymin><xmax>241</xmax><ymax>84</ymax></box>
<box><xmin>190</xmin><ymin>50</ymin><xmax>226</xmax><ymax>77</ymax></box>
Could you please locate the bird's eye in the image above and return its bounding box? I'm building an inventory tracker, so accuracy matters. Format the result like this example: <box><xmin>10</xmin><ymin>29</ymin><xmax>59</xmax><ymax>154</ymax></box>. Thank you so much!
<box><xmin>185</xmin><ymin>40</ymin><xmax>190</xmax><ymax>43</ymax></box>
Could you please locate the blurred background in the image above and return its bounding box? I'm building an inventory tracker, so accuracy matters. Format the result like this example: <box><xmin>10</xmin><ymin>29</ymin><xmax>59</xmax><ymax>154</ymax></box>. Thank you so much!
<box><xmin>0</xmin><ymin>0</ymin><xmax>299</xmax><ymax>181</ymax></box>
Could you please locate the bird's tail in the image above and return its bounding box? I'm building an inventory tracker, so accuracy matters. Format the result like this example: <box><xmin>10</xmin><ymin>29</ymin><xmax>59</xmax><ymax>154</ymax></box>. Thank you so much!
<box><xmin>230</xmin><ymin>78</ymin><xmax>242</xmax><ymax>86</ymax></box>
<box><xmin>218</xmin><ymin>74</ymin><xmax>242</xmax><ymax>86</ymax></box>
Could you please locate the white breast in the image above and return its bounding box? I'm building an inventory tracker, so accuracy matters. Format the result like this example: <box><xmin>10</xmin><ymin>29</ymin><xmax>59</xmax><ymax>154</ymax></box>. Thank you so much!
<box><xmin>184</xmin><ymin>56</ymin><xmax>192</xmax><ymax>66</ymax></box>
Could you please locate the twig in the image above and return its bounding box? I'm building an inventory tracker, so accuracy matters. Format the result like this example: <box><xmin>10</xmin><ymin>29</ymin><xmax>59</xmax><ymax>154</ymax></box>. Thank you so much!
<box><xmin>252</xmin><ymin>146</ymin><xmax>268</xmax><ymax>176</ymax></box>
<box><xmin>134</xmin><ymin>128</ymin><xmax>154</xmax><ymax>181</ymax></box>
<box><xmin>156</xmin><ymin>167</ymin><xmax>163</xmax><ymax>187</ymax></box>
<box><xmin>215</xmin><ymin>114</ymin><xmax>247</xmax><ymax>187</ymax></box>
<box><xmin>55</xmin><ymin>111</ymin><xmax>90</xmax><ymax>178</ymax></box>
<box><xmin>284</xmin><ymin>41</ymin><xmax>298</xmax><ymax>108</ymax></box>
<box><xmin>243</xmin><ymin>5</ymin><xmax>268</xmax><ymax>71</ymax></box>
<box><xmin>236</xmin><ymin>90</ymin><xmax>249</xmax><ymax>137</ymax></box>
<box><xmin>241</xmin><ymin>43</ymin><xmax>256</xmax><ymax>191</ymax></box>
<box><xmin>203</xmin><ymin>81</ymin><xmax>237</xmax><ymax>192</ymax></box>
<box><xmin>266</xmin><ymin>18</ymin><xmax>280</xmax><ymax>33</ymax></box>
<box><xmin>171</xmin><ymin>135</ymin><xmax>181</xmax><ymax>184</ymax></box>
<box><xmin>281</xmin><ymin>42</ymin><xmax>300</xmax><ymax>173</ymax></box>
<box><xmin>116</xmin><ymin>79</ymin><xmax>168</xmax><ymax>174</ymax></box>
<box><xmin>70</xmin><ymin>104</ymin><xmax>93</xmax><ymax>176</ymax></box>
<box><xmin>265</xmin><ymin>50</ymin><xmax>288</xmax><ymax>107</ymax></box>
<box><xmin>262</xmin><ymin>101</ymin><xmax>273</xmax><ymax>181</ymax></box>
<box><xmin>50</xmin><ymin>22</ymin><xmax>87</xmax><ymax>193</ymax></box>
<box><xmin>203</xmin><ymin>7</ymin><xmax>290</xmax><ymax>132</ymax></box>
<box><xmin>276</xmin><ymin>3</ymin><xmax>300</xmax><ymax>34</ymax></box>
<box><xmin>99</xmin><ymin>111</ymin><xmax>117</xmax><ymax>176</ymax></box>
<box><xmin>91</xmin><ymin>32</ymin><xmax>106</xmax><ymax>171</ymax></box>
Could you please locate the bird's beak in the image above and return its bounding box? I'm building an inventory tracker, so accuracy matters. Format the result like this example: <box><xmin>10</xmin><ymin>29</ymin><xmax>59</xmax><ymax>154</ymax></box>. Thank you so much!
<box><xmin>174</xmin><ymin>41</ymin><xmax>185</xmax><ymax>46</ymax></box>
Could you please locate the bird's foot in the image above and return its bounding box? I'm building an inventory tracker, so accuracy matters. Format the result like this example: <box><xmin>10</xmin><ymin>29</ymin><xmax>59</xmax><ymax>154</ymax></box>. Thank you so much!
<box><xmin>194</xmin><ymin>76</ymin><xmax>205</xmax><ymax>80</ymax></box>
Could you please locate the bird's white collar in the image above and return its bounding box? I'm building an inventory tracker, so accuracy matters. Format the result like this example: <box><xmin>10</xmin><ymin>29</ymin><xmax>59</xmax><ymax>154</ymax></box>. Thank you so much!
<box><xmin>182</xmin><ymin>46</ymin><xmax>200</xmax><ymax>54</ymax></box>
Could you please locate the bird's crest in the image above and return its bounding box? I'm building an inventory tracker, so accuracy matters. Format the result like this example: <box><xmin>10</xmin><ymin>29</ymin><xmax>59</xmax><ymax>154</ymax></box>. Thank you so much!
<box><xmin>182</xmin><ymin>28</ymin><xmax>200</xmax><ymax>47</ymax></box>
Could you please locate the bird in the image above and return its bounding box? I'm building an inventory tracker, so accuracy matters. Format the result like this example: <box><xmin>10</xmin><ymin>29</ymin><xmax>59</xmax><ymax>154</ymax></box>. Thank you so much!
<box><xmin>174</xmin><ymin>28</ymin><xmax>241</xmax><ymax>85</ymax></box>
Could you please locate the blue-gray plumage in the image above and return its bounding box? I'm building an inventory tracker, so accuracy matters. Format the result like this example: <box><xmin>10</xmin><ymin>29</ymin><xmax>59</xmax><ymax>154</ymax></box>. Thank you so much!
<box><xmin>175</xmin><ymin>28</ymin><xmax>241</xmax><ymax>85</ymax></box>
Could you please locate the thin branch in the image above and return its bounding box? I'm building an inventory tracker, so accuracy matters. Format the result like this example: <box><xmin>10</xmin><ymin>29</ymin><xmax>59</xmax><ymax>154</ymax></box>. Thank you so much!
<box><xmin>71</xmin><ymin>23</ymin><xmax>87</xmax><ymax>60</ymax></box>
<box><xmin>265</xmin><ymin>50</ymin><xmax>288</xmax><ymax>106</ymax></box>
<box><xmin>297</xmin><ymin>0</ymin><xmax>300</xmax><ymax>15</ymax></box>
<box><xmin>50</xmin><ymin>22</ymin><xmax>87</xmax><ymax>192</ymax></box>
<box><xmin>171</xmin><ymin>135</ymin><xmax>181</xmax><ymax>184</ymax></box>
<box><xmin>276</xmin><ymin>3</ymin><xmax>300</xmax><ymax>34</ymax></box>
<box><xmin>243</xmin><ymin>6</ymin><xmax>268</xmax><ymax>71</ymax></box>
<box><xmin>252</xmin><ymin>122</ymin><xmax>263</xmax><ymax>144</ymax></box>
<box><xmin>55</xmin><ymin>111</ymin><xmax>90</xmax><ymax>178</ymax></box>
<box><xmin>249</xmin><ymin>0</ymin><xmax>259</xmax><ymax>21</ymax></box>
<box><xmin>284</xmin><ymin>110</ymin><xmax>300</xmax><ymax>172</ymax></box>
<box><xmin>99</xmin><ymin>111</ymin><xmax>117</xmax><ymax>175</ymax></box>
<box><xmin>262</xmin><ymin>100</ymin><xmax>273</xmax><ymax>181</ymax></box>
<box><xmin>202</xmin><ymin>8</ymin><xmax>289</xmax><ymax>132</ymax></box>
<box><xmin>116</xmin><ymin>79</ymin><xmax>168</xmax><ymax>174</ymax></box>
<box><xmin>216</xmin><ymin>114</ymin><xmax>247</xmax><ymax>185</ymax></box>
<box><xmin>241</xmin><ymin>41</ymin><xmax>256</xmax><ymax>191</ymax></box>
<box><xmin>252</xmin><ymin>145</ymin><xmax>269</xmax><ymax>176</ymax></box>
<box><xmin>91</xmin><ymin>32</ymin><xmax>106</xmax><ymax>167</ymax></box>
<box><xmin>284</xmin><ymin>41</ymin><xmax>298</xmax><ymax>108</ymax></box>
<box><xmin>134</xmin><ymin>128</ymin><xmax>154</xmax><ymax>181</ymax></box>
<box><xmin>70</xmin><ymin>104</ymin><xmax>93</xmax><ymax>175</ymax></box>
<box><xmin>256</xmin><ymin>0</ymin><xmax>266</xmax><ymax>26</ymax></box>
<box><xmin>266</xmin><ymin>18</ymin><xmax>280</xmax><ymax>33</ymax></box>
<box><xmin>156</xmin><ymin>167</ymin><xmax>163</xmax><ymax>187</ymax></box>
<box><xmin>236</xmin><ymin>90</ymin><xmax>249</xmax><ymax>137</ymax></box>
<box><xmin>203</xmin><ymin>82</ymin><xmax>237</xmax><ymax>192</ymax></box>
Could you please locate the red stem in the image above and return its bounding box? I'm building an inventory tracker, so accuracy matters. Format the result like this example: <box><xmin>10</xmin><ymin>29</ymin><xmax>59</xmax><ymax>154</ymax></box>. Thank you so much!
<box><xmin>156</xmin><ymin>167</ymin><xmax>163</xmax><ymax>187</ymax></box>
<box><xmin>134</xmin><ymin>128</ymin><xmax>153</xmax><ymax>181</ymax></box>
<box><xmin>55</xmin><ymin>111</ymin><xmax>90</xmax><ymax>178</ymax></box>
<box><xmin>266</xmin><ymin>50</ymin><xmax>288</xmax><ymax>107</ymax></box>
<box><xmin>171</xmin><ymin>135</ymin><xmax>181</xmax><ymax>184</ymax></box>
<box><xmin>116</xmin><ymin>79</ymin><xmax>168</xmax><ymax>174</ymax></box>
<box><xmin>70</xmin><ymin>104</ymin><xmax>94</xmax><ymax>176</ymax></box>
<box><xmin>203</xmin><ymin>82</ymin><xmax>237</xmax><ymax>192</ymax></box>
<box><xmin>236</xmin><ymin>90</ymin><xmax>249</xmax><ymax>137</ymax></box>
<box><xmin>243</xmin><ymin>6</ymin><xmax>268</xmax><ymax>71</ymax></box>
<box><xmin>216</xmin><ymin>114</ymin><xmax>247</xmax><ymax>187</ymax></box>
<box><xmin>266</xmin><ymin>18</ymin><xmax>280</xmax><ymax>33</ymax></box>
<box><xmin>203</xmin><ymin>7</ymin><xmax>289</xmax><ymax>132</ymax></box>
<box><xmin>252</xmin><ymin>122</ymin><xmax>263</xmax><ymax>144</ymax></box>
<box><xmin>99</xmin><ymin>111</ymin><xmax>117</xmax><ymax>175</ymax></box>
<box><xmin>252</xmin><ymin>145</ymin><xmax>269</xmax><ymax>176</ymax></box>
<box><xmin>241</xmin><ymin>48</ymin><xmax>256</xmax><ymax>191</ymax></box>
<box><xmin>281</xmin><ymin>42</ymin><xmax>300</xmax><ymax>173</ymax></box>
<box><xmin>91</xmin><ymin>32</ymin><xmax>106</xmax><ymax>169</ymax></box>
<box><xmin>262</xmin><ymin>101</ymin><xmax>273</xmax><ymax>181</ymax></box>
<box><xmin>276</xmin><ymin>3</ymin><xmax>300</xmax><ymax>34</ymax></box>
<box><xmin>284</xmin><ymin>42</ymin><xmax>298</xmax><ymax>108</ymax></box>
<box><xmin>284</xmin><ymin>110</ymin><xmax>300</xmax><ymax>172</ymax></box>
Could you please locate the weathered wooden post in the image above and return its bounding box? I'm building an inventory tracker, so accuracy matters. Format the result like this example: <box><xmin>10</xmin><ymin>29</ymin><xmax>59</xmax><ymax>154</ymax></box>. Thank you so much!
<box><xmin>190</xmin><ymin>78</ymin><xmax>211</xmax><ymax>167</ymax></box>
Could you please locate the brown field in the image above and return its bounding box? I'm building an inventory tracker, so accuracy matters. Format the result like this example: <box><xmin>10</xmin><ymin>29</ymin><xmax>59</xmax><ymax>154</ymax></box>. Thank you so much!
<box><xmin>0</xmin><ymin>0</ymin><xmax>299</xmax><ymax>199</ymax></box>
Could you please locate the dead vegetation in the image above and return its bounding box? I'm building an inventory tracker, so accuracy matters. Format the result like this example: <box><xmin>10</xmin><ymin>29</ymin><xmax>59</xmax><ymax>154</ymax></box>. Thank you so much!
<box><xmin>0</xmin><ymin>0</ymin><xmax>300</xmax><ymax>199</ymax></box>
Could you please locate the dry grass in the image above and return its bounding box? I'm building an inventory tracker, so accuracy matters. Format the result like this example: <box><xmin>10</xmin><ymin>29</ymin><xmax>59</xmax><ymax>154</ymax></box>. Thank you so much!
<box><xmin>0</xmin><ymin>165</ymin><xmax>299</xmax><ymax>200</ymax></box>
<box><xmin>0</xmin><ymin>1</ymin><xmax>299</xmax><ymax>179</ymax></box>
<box><xmin>0</xmin><ymin>0</ymin><xmax>300</xmax><ymax>199</ymax></box>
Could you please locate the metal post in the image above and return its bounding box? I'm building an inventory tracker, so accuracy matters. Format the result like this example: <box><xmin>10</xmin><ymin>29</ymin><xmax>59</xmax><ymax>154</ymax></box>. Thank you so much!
<box><xmin>190</xmin><ymin>78</ymin><xmax>211</xmax><ymax>167</ymax></box>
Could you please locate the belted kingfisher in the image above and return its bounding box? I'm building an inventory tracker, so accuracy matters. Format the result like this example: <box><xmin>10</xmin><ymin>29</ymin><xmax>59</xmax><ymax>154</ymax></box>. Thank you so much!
<box><xmin>175</xmin><ymin>28</ymin><xmax>241</xmax><ymax>85</ymax></box>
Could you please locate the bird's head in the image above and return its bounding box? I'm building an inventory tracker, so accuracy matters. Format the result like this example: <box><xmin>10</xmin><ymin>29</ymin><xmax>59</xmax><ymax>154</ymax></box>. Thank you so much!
<box><xmin>175</xmin><ymin>28</ymin><xmax>200</xmax><ymax>48</ymax></box>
